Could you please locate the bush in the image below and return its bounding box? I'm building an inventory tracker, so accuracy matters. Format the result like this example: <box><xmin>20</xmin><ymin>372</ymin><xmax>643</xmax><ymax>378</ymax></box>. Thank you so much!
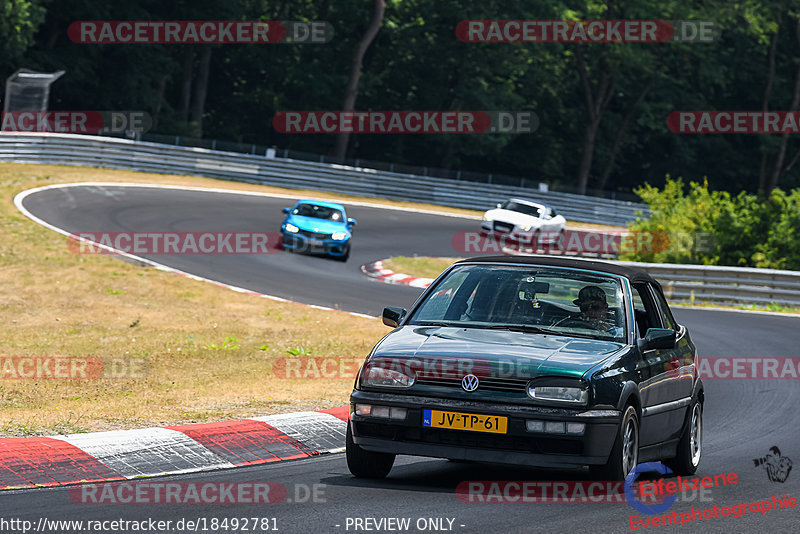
<box><xmin>622</xmin><ymin>178</ymin><xmax>800</xmax><ymax>270</ymax></box>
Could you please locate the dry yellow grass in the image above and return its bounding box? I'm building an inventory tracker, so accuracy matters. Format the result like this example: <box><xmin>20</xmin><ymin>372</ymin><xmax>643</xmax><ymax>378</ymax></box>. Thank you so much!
<box><xmin>0</xmin><ymin>163</ymin><xmax>409</xmax><ymax>437</ymax></box>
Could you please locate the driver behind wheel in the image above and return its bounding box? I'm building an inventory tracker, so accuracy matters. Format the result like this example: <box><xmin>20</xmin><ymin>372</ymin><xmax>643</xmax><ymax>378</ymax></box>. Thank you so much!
<box><xmin>555</xmin><ymin>285</ymin><xmax>619</xmax><ymax>334</ymax></box>
<box><xmin>574</xmin><ymin>285</ymin><xmax>610</xmax><ymax>328</ymax></box>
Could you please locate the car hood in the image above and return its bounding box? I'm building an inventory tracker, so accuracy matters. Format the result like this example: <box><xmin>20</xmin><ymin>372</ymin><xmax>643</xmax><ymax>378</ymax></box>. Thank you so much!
<box><xmin>371</xmin><ymin>326</ymin><xmax>625</xmax><ymax>379</ymax></box>
<box><xmin>485</xmin><ymin>209</ymin><xmax>543</xmax><ymax>228</ymax></box>
<box><xmin>286</xmin><ymin>215</ymin><xmax>348</xmax><ymax>234</ymax></box>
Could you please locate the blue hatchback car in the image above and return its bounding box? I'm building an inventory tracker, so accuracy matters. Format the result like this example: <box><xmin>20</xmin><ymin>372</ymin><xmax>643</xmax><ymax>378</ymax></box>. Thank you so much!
<box><xmin>280</xmin><ymin>200</ymin><xmax>356</xmax><ymax>261</ymax></box>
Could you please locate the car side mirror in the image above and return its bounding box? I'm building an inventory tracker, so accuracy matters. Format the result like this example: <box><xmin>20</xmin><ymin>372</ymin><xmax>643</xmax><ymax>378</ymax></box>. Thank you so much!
<box><xmin>282</xmin><ymin>208</ymin><xmax>290</xmax><ymax>214</ymax></box>
<box><xmin>642</xmin><ymin>328</ymin><xmax>676</xmax><ymax>351</ymax></box>
<box><xmin>382</xmin><ymin>306</ymin><xmax>407</xmax><ymax>328</ymax></box>
<box><xmin>347</xmin><ymin>218</ymin><xmax>357</xmax><ymax>226</ymax></box>
<box><xmin>496</xmin><ymin>203</ymin><xmax>503</xmax><ymax>208</ymax></box>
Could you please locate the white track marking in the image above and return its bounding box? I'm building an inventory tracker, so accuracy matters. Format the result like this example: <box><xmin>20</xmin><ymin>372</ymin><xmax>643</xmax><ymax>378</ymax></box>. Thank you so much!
<box><xmin>55</xmin><ymin>428</ymin><xmax>234</xmax><ymax>478</ymax></box>
<box><xmin>252</xmin><ymin>412</ymin><xmax>347</xmax><ymax>454</ymax></box>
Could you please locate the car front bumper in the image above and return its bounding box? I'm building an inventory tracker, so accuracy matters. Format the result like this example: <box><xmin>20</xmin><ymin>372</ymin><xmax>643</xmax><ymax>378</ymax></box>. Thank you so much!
<box><xmin>349</xmin><ymin>390</ymin><xmax>620</xmax><ymax>468</ymax></box>
<box><xmin>281</xmin><ymin>232</ymin><xmax>349</xmax><ymax>256</ymax></box>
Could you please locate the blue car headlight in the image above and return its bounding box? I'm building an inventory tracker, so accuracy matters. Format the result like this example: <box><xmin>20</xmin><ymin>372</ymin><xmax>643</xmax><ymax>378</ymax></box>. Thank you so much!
<box><xmin>285</xmin><ymin>223</ymin><xmax>299</xmax><ymax>233</ymax></box>
<box><xmin>331</xmin><ymin>231</ymin><xmax>348</xmax><ymax>241</ymax></box>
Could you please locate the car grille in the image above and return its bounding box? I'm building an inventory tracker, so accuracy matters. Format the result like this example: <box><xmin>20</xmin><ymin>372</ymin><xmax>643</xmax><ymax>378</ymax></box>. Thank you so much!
<box><xmin>415</xmin><ymin>376</ymin><xmax>529</xmax><ymax>393</ymax></box>
<box><xmin>298</xmin><ymin>230</ymin><xmax>330</xmax><ymax>239</ymax></box>
<box><xmin>493</xmin><ymin>221</ymin><xmax>514</xmax><ymax>233</ymax></box>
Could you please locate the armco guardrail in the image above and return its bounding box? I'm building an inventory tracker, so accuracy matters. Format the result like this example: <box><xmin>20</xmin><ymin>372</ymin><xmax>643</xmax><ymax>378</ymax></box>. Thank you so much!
<box><xmin>0</xmin><ymin>132</ymin><xmax>647</xmax><ymax>226</ymax></box>
<box><xmin>614</xmin><ymin>260</ymin><xmax>800</xmax><ymax>308</ymax></box>
<box><xmin>1</xmin><ymin>133</ymin><xmax>796</xmax><ymax>308</ymax></box>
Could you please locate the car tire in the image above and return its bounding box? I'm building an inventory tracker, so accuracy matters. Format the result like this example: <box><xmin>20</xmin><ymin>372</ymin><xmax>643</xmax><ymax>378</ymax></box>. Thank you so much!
<box><xmin>524</xmin><ymin>230</ymin><xmax>539</xmax><ymax>253</ymax></box>
<box><xmin>346</xmin><ymin>423</ymin><xmax>395</xmax><ymax>478</ymax></box>
<box><xmin>337</xmin><ymin>245</ymin><xmax>351</xmax><ymax>262</ymax></box>
<box><xmin>667</xmin><ymin>399</ymin><xmax>702</xmax><ymax>475</ymax></box>
<box><xmin>593</xmin><ymin>405</ymin><xmax>639</xmax><ymax>481</ymax></box>
<box><xmin>555</xmin><ymin>229</ymin><xmax>566</xmax><ymax>251</ymax></box>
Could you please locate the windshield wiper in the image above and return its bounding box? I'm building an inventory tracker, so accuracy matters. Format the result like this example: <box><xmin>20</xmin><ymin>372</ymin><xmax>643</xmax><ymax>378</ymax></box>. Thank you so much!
<box><xmin>482</xmin><ymin>324</ymin><xmax>616</xmax><ymax>340</ymax></box>
<box><xmin>411</xmin><ymin>321</ymin><xmax>458</xmax><ymax>327</ymax></box>
<box><xmin>482</xmin><ymin>324</ymin><xmax>554</xmax><ymax>334</ymax></box>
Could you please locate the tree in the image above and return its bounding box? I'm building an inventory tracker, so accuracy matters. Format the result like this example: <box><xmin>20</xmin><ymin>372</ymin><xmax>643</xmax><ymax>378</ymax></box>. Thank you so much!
<box><xmin>333</xmin><ymin>0</ymin><xmax>385</xmax><ymax>161</ymax></box>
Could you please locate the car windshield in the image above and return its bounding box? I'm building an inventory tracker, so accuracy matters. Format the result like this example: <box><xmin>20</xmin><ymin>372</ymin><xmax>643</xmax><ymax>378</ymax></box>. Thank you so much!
<box><xmin>408</xmin><ymin>264</ymin><xmax>627</xmax><ymax>342</ymax></box>
<box><xmin>292</xmin><ymin>203</ymin><xmax>344</xmax><ymax>221</ymax></box>
<box><xmin>500</xmin><ymin>201</ymin><xmax>542</xmax><ymax>217</ymax></box>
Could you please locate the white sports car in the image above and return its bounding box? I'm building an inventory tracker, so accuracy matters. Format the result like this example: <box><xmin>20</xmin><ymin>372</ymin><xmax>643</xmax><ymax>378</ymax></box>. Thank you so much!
<box><xmin>480</xmin><ymin>198</ymin><xmax>567</xmax><ymax>247</ymax></box>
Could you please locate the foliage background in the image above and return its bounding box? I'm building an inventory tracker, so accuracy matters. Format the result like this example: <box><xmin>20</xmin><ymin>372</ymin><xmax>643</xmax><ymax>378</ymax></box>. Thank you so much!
<box><xmin>2</xmin><ymin>0</ymin><xmax>800</xmax><ymax>196</ymax></box>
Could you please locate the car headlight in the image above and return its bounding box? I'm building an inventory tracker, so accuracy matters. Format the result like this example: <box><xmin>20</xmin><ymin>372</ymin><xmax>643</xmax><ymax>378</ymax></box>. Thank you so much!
<box><xmin>331</xmin><ymin>231</ymin><xmax>348</xmax><ymax>240</ymax></box>
<box><xmin>527</xmin><ymin>381</ymin><xmax>588</xmax><ymax>405</ymax></box>
<box><xmin>519</xmin><ymin>224</ymin><xmax>533</xmax><ymax>232</ymax></box>
<box><xmin>359</xmin><ymin>365</ymin><xmax>415</xmax><ymax>388</ymax></box>
<box><xmin>482</xmin><ymin>214</ymin><xmax>492</xmax><ymax>221</ymax></box>
<box><xmin>284</xmin><ymin>223</ymin><xmax>299</xmax><ymax>233</ymax></box>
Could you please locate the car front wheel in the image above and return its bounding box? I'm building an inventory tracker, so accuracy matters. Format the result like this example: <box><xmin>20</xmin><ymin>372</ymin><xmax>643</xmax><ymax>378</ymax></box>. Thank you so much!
<box><xmin>346</xmin><ymin>423</ymin><xmax>395</xmax><ymax>478</ymax></box>
<box><xmin>592</xmin><ymin>405</ymin><xmax>639</xmax><ymax>480</ymax></box>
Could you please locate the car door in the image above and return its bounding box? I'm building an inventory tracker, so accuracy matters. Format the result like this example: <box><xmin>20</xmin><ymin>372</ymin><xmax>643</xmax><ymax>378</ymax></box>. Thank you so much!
<box><xmin>633</xmin><ymin>282</ymin><xmax>687</xmax><ymax>446</ymax></box>
<box><xmin>650</xmin><ymin>283</ymin><xmax>696</xmax><ymax>413</ymax></box>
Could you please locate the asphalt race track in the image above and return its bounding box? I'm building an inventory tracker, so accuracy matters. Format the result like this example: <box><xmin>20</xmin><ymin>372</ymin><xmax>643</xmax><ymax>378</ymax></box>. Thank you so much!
<box><xmin>4</xmin><ymin>183</ymin><xmax>800</xmax><ymax>533</ymax></box>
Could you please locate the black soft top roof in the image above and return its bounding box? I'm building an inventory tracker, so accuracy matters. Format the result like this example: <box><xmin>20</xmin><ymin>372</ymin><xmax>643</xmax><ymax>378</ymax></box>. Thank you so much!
<box><xmin>455</xmin><ymin>255</ymin><xmax>659</xmax><ymax>285</ymax></box>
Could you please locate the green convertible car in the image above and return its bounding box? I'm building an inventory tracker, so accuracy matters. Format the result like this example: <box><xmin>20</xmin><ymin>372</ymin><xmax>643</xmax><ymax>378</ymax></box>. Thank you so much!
<box><xmin>347</xmin><ymin>255</ymin><xmax>703</xmax><ymax>480</ymax></box>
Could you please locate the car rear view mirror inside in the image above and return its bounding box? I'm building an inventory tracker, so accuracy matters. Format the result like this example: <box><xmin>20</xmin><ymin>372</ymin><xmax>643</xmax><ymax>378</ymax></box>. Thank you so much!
<box><xmin>382</xmin><ymin>306</ymin><xmax>407</xmax><ymax>328</ymax></box>
<box><xmin>642</xmin><ymin>328</ymin><xmax>677</xmax><ymax>351</ymax></box>
<box><xmin>531</xmin><ymin>281</ymin><xmax>550</xmax><ymax>294</ymax></box>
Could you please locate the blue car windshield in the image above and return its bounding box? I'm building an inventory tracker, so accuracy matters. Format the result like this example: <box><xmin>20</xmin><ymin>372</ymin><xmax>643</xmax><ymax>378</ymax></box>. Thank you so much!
<box><xmin>292</xmin><ymin>203</ymin><xmax>344</xmax><ymax>221</ymax></box>
<box><xmin>408</xmin><ymin>264</ymin><xmax>627</xmax><ymax>342</ymax></box>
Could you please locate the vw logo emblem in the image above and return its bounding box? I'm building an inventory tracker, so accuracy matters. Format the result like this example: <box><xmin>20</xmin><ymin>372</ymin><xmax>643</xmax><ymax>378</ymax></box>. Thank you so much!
<box><xmin>461</xmin><ymin>374</ymin><xmax>479</xmax><ymax>392</ymax></box>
